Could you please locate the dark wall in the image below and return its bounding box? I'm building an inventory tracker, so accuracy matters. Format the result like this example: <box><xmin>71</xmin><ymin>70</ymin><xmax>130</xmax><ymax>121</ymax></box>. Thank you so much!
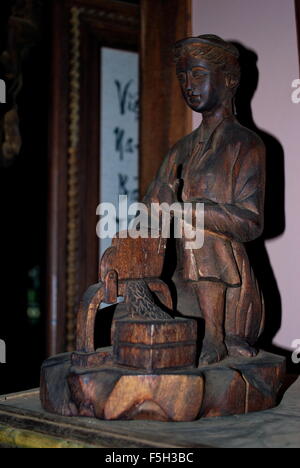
<box><xmin>0</xmin><ymin>1</ymin><xmax>51</xmax><ymax>394</ymax></box>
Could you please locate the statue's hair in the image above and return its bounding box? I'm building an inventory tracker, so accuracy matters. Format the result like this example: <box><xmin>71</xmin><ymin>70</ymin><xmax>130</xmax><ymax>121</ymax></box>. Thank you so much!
<box><xmin>174</xmin><ymin>34</ymin><xmax>241</xmax><ymax>88</ymax></box>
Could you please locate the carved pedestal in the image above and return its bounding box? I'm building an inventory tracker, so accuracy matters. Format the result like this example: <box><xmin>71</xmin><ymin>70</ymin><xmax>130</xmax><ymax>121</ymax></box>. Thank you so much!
<box><xmin>40</xmin><ymin>238</ymin><xmax>286</xmax><ymax>422</ymax></box>
<box><xmin>41</xmin><ymin>322</ymin><xmax>285</xmax><ymax>422</ymax></box>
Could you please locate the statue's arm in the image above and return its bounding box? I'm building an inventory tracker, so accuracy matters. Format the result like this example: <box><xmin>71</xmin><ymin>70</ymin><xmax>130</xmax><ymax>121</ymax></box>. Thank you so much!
<box><xmin>196</xmin><ymin>142</ymin><xmax>266</xmax><ymax>243</ymax></box>
<box><xmin>143</xmin><ymin>147</ymin><xmax>179</xmax><ymax>206</ymax></box>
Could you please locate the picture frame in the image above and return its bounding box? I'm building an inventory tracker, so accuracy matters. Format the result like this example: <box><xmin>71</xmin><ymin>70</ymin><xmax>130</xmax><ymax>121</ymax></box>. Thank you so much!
<box><xmin>47</xmin><ymin>0</ymin><xmax>191</xmax><ymax>354</ymax></box>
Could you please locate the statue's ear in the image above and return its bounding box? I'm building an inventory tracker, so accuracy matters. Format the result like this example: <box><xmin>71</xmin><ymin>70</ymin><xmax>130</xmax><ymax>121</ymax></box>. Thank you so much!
<box><xmin>225</xmin><ymin>74</ymin><xmax>239</xmax><ymax>90</ymax></box>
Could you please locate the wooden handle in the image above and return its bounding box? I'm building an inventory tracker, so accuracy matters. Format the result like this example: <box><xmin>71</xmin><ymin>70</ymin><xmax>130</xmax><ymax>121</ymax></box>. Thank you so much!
<box><xmin>76</xmin><ymin>279</ymin><xmax>173</xmax><ymax>353</ymax></box>
<box><xmin>76</xmin><ymin>283</ymin><xmax>105</xmax><ymax>353</ymax></box>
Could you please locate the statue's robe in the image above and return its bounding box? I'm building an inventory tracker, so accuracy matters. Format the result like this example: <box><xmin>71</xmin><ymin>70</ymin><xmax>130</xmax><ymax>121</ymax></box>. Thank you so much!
<box><xmin>144</xmin><ymin>116</ymin><xmax>266</xmax><ymax>344</ymax></box>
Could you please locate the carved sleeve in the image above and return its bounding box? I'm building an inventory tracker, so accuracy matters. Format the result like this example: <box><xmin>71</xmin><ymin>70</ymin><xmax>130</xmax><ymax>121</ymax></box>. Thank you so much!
<box><xmin>143</xmin><ymin>147</ymin><xmax>179</xmax><ymax>205</ymax></box>
<box><xmin>202</xmin><ymin>141</ymin><xmax>266</xmax><ymax>243</ymax></box>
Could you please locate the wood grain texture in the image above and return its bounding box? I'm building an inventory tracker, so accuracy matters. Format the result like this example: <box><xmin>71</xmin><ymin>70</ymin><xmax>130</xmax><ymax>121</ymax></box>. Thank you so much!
<box><xmin>199</xmin><ymin>368</ymin><xmax>247</xmax><ymax>418</ymax></box>
<box><xmin>100</xmin><ymin>234</ymin><xmax>167</xmax><ymax>282</ymax></box>
<box><xmin>40</xmin><ymin>351</ymin><xmax>285</xmax><ymax>422</ymax></box>
<box><xmin>46</xmin><ymin>0</ymin><xmax>69</xmax><ymax>357</ymax></box>
<box><xmin>140</xmin><ymin>0</ymin><xmax>192</xmax><ymax>198</ymax></box>
<box><xmin>104</xmin><ymin>374</ymin><xmax>204</xmax><ymax>421</ymax></box>
<box><xmin>114</xmin><ymin>319</ymin><xmax>197</xmax><ymax>345</ymax></box>
<box><xmin>71</xmin><ymin>347</ymin><xmax>113</xmax><ymax>368</ymax></box>
<box><xmin>40</xmin><ymin>353</ymin><xmax>77</xmax><ymax>417</ymax></box>
<box><xmin>76</xmin><ymin>278</ymin><xmax>173</xmax><ymax>354</ymax></box>
<box><xmin>68</xmin><ymin>370</ymin><xmax>204</xmax><ymax>422</ymax></box>
<box><xmin>77</xmin><ymin>234</ymin><xmax>174</xmax><ymax>354</ymax></box>
<box><xmin>76</xmin><ymin>283</ymin><xmax>105</xmax><ymax>353</ymax></box>
<box><xmin>113</xmin><ymin>319</ymin><xmax>197</xmax><ymax>370</ymax></box>
<box><xmin>114</xmin><ymin>344</ymin><xmax>197</xmax><ymax>372</ymax></box>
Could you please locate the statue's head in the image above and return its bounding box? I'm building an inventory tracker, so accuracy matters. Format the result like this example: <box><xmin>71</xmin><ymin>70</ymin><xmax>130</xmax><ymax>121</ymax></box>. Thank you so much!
<box><xmin>174</xmin><ymin>34</ymin><xmax>240</xmax><ymax>113</ymax></box>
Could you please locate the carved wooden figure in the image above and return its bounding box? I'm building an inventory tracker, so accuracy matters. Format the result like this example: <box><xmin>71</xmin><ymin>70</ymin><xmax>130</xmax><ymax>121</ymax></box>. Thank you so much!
<box><xmin>41</xmin><ymin>35</ymin><xmax>285</xmax><ymax>422</ymax></box>
<box><xmin>145</xmin><ymin>35</ymin><xmax>267</xmax><ymax>365</ymax></box>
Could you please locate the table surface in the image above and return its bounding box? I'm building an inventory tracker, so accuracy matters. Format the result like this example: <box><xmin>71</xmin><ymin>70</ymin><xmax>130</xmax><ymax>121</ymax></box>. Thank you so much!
<box><xmin>0</xmin><ymin>376</ymin><xmax>299</xmax><ymax>448</ymax></box>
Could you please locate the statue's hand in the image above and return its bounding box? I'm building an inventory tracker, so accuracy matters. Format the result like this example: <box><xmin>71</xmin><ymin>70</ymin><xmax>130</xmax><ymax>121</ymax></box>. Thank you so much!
<box><xmin>158</xmin><ymin>183</ymin><xmax>177</xmax><ymax>205</ymax></box>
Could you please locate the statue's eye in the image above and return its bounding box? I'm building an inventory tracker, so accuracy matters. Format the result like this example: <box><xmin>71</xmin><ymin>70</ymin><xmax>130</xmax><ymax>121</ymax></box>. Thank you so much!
<box><xmin>192</xmin><ymin>70</ymin><xmax>205</xmax><ymax>78</ymax></box>
<box><xmin>177</xmin><ymin>73</ymin><xmax>186</xmax><ymax>84</ymax></box>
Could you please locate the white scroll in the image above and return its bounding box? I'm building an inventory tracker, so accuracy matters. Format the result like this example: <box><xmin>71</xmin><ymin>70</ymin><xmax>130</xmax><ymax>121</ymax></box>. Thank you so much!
<box><xmin>99</xmin><ymin>47</ymin><xmax>139</xmax><ymax>255</ymax></box>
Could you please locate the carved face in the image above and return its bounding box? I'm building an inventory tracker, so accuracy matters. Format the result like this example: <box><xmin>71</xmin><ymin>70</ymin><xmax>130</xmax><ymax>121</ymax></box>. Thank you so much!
<box><xmin>176</xmin><ymin>54</ymin><xmax>229</xmax><ymax>113</ymax></box>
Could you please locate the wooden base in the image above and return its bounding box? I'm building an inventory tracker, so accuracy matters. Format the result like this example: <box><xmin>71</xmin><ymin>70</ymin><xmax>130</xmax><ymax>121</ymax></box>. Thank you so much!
<box><xmin>40</xmin><ymin>350</ymin><xmax>285</xmax><ymax>422</ymax></box>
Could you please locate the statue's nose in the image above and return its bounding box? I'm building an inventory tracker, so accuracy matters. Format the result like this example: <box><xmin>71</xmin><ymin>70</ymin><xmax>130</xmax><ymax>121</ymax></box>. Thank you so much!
<box><xmin>185</xmin><ymin>83</ymin><xmax>193</xmax><ymax>95</ymax></box>
<box><xmin>185</xmin><ymin>73</ymin><xmax>192</xmax><ymax>94</ymax></box>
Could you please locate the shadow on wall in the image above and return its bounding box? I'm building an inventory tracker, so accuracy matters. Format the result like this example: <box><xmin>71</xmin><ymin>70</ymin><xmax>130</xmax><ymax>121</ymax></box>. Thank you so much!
<box><xmin>232</xmin><ymin>42</ymin><xmax>298</xmax><ymax>373</ymax></box>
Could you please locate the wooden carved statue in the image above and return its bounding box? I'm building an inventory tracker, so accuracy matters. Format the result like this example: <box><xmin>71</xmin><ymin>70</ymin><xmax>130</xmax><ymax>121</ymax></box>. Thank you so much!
<box><xmin>144</xmin><ymin>34</ymin><xmax>265</xmax><ymax>365</ymax></box>
<box><xmin>41</xmin><ymin>35</ymin><xmax>285</xmax><ymax>422</ymax></box>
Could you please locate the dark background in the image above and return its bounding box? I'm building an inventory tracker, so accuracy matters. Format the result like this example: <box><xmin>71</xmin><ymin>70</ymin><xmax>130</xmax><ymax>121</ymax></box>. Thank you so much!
<box><xmin>0</xmin><ymin>0</ymin><xmax>141</xmax><ymax>396</ymax></box>
<box><xmin>0</xmin><ymin>0</ymin><xmax>51</xmax><ymax>393</ymax></box>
